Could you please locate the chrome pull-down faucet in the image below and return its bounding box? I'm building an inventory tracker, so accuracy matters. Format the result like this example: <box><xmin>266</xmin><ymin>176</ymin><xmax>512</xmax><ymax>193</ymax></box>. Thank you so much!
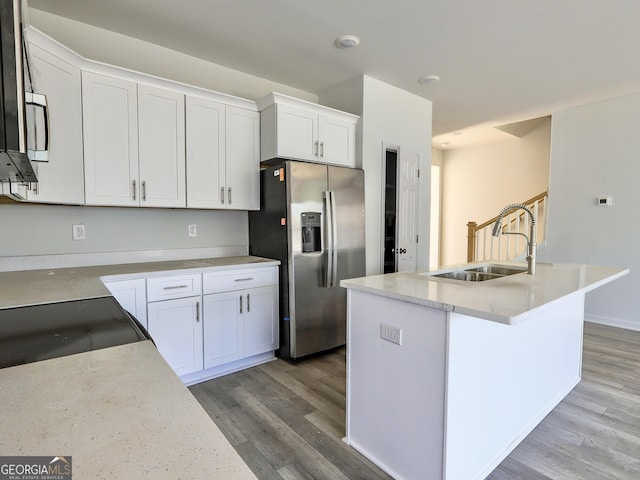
<box><xmin>492</xmin><ymin>203</ymin><xmax>537</xmax><ymax>275</ymax></box>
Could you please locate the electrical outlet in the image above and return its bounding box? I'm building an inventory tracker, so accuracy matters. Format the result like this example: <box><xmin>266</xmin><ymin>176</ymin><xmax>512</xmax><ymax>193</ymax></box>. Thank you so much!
<box><xmin>72</xmin><ymin>224</ymin><xmax>86</xmax><ymax>241</ymax></box>
<box><xmin>380</xmin><ymin>323</ymin><xmax>402</xmax><ymax>345</ymax></box>
<box><xmin>188</xmin><ymin>224</ymin><xmax>197</xmax><ymax>237</ymax></box>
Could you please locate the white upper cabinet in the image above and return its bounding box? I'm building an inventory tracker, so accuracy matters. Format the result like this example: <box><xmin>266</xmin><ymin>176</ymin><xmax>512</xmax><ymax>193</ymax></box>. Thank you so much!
<box><xmin>258</xmin><ymin>93</ymin><xmax>358</xmax><ymax>168</ymax></box>
<box><xmin>186</xmin><ymin>96</ymin><xmax>226</xmax><ymax>209</ymax></box>
<box><xmin>225</xmin><ymin>106</ymin><xmax>259</xmax><ymax>210</ymax></box>
<box><xmin>83</xmin><ymin>73</ymin><xmax>186</xmax><ymax>208</ymax></box>
<box><xmin>186</xmin><ymin>98</ymin><xmax>259</xmax><ymax>210</ymax></box>
<box><xmin>20</xmin><ymin>34</ymin><xmax>84</xmax><ymax>204</ymax></box>
<box><xmin>82</xmin><ymin>71</ymin><xmax>139</xmax><ymax>207</ymax></box>
<box><xmin>137</xmin><ymin>85</ymin><xmax>186</xmax><ymax>208</ymax></box>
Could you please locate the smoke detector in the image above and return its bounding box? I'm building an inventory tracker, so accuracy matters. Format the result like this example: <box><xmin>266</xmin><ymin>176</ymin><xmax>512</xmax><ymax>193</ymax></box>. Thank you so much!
<box><xmin>335</xmin><ymin>35</ymin><xmax>360</xmax><ymax>49</ymax></box>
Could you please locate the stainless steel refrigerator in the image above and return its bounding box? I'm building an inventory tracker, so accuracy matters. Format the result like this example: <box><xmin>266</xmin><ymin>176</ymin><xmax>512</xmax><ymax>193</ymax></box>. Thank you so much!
<box><xmin>249</xmin><ymin>160</ymin><xmax>365</xmax><ymax>360</ymax></box>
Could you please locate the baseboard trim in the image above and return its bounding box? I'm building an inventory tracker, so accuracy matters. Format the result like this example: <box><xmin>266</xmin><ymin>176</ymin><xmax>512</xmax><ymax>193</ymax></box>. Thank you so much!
<box><xmin>585</xmin><ymin>315</ymin><xmax>640</xmax><ymax>332</ymax></box>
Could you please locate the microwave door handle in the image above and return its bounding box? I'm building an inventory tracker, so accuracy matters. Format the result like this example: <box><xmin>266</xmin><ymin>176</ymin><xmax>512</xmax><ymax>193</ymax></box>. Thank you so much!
<box><xmin>25</xmin><ymin>92</ymin><xmax>49</xmax><ymax>162</ymax></box>
<box><xmin>324</xmin><ymin>191</ymin><xmax>333</xmax><ymax>288</ymax></box>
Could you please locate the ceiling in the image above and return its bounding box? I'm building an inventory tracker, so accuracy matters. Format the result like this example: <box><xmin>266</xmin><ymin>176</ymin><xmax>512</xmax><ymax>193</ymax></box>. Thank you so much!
<box><xmin>27</xmin><ymin>0</ymin><xmax>640</xmax><ymax>149</ymax></box>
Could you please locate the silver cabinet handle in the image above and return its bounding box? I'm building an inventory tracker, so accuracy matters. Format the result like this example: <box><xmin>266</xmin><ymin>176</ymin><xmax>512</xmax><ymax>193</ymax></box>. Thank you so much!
<box><xmin>320</xmin><ymin>141</ymin><xmax>324</xmax><ymax>158</ymax></box>
<box><xmin>314</xmin><ymin>141</ymin><xmax>319</xmax><ymax>157</ymax></box>
<box><xmin>228</xmin><ymin>187</ymin><xmax>232</xmax><ymax>205</ymax></box>
<box><xmin>220</xmin><ymin>187</ymin><xmax>225</xmax><ymax>204</ymax></box>
<box><xmin>196</xmin><ymin>301</ymin><xmax>200</xmax><ymax>322</ymax></box>
<box><xmin>234</xmin><ymin>277</ymin><xmax>254</xmax><ymax>282</ymax></box>
<box><xmin>163</xmin><ymin>285</ymin><xmax>189</xmax><ymax>290</ymax></box>
<box><xmin>239</xmin><ymin>295</ymin><xmax>243</xmax><ymax>314</ymax></box>
<box><xmin>142</xmin><ymin>180</ymin><xmax>147</xmax><ymax>201</ymax></box>
<box><xmin>132</xmin><ymin>180</ymin><xmax>137</xmax><ymax>200</ymax></box>
<box><xmin>247</xmin><ymin>293</ymin><xmax>250</xmax><ymax>313</ymax></box>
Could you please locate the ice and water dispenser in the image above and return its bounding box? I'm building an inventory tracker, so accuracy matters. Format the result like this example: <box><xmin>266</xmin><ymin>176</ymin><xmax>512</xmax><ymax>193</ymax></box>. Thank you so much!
<box><xmin>301</xmin><ymin>212</ymin><xmax>321</xmax><ymax>253</ymax></box>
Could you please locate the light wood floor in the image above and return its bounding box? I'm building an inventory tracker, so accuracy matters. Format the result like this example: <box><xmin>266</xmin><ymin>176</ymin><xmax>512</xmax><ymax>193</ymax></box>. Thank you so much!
<box><xmin>190</xmin><ymin>322</ymin><xmax>640</xmax><ymax>479</ymax></box>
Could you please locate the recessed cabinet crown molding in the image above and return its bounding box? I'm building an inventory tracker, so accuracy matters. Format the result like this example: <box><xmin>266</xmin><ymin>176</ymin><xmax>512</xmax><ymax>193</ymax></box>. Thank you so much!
<box><xmin>258</xmin><ymin>92</ymin><xmax>358</xmax><ymax>168</ymax></box>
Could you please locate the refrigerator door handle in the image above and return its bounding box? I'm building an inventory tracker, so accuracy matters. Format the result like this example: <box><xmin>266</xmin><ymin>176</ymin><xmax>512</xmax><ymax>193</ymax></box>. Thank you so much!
<box><xmin>330</xmin><ymin>191</ymin><xmax>338</xmax><ymax>287</ymax></box>
<box><xmin>324</xmin><ymin>191</ymin><xmax>333</xmax><ymax>288</ymax></box>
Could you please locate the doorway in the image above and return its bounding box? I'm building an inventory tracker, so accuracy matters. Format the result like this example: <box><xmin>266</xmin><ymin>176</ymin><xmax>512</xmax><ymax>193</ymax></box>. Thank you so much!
<box><xmin>383</xmin><ymin>150</ymin><xmax>397</xmax><ymax>273</ymax></box>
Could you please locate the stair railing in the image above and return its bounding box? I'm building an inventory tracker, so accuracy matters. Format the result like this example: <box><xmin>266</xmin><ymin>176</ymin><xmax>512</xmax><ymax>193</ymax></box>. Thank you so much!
<box><xmin>467</xmin><ymin>191</ymin><xmax>548</xmax><ymax>263</ymax></box>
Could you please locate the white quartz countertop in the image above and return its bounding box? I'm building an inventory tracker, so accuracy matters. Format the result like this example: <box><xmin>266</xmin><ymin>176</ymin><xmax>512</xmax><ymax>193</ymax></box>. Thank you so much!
<box><xmin>0</xmin><ymin>255</ymin><xmax>278</xmax><ymax>478</ymax></box>
<box><xmin>0</xmin><ymin>341</ymin><xmax>257</xmax><ymax>479</ymax></box>
<box><xmin>341</xmin><ymin>262</ymin><xmax>628</xmax><ymax>325</ymax></box>
<box><xmin>0</xmin><ymin>255</ymin><xmax>279</xmax><ymax>309</ymax></box>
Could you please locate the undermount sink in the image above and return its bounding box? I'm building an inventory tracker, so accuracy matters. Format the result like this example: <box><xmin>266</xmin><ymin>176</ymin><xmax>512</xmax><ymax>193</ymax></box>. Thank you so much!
<box><xmin>427</xmin><ymin>264</ymin><xmax>527</xmax><ymax>282</ymax></box>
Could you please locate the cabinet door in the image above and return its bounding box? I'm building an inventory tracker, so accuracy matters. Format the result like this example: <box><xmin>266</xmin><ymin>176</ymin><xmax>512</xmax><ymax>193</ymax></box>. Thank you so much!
<box><xmin>138</xmin><ymin>85</ymin><xmax>186</xmax><ymax>208</ymax></box>
<box><xmin>27</xmin><ymin>43</ymin><xmax>84</xmax><ymax>204</ymax></box>
<box><xmin>244</xmin><ymin>285</ymin><xmax>279</xmax><ymax>357</ymax></box>
<box><xmin>275</xmin><ymin>104</ymin><xmax>317</xmax><ymax>161</ymax></box>
<box><xmin>82</xmin><ymin>71</ymin><xmax>139</xmax><ymax>206</ymax></box>
<box><xmin>203</xmin><ymin>291</ymin><xmax>244</xmax><ymax>368</ymax></box>
<box><xmin>147</xmin><ymin>297</ymin><xmax>203</xmax><ymax>376</ymax></box>
<box><xmin>225</xmin><ymin>106</ymin><xmax>259</xmax><ymax>210</ymax></box>
<box><xmin>318</xmin><ymin>115</ymin><xmax>356</xmax><ymax>167</ymax></box>
<box><xmin>185</xmin><ymin>96</ymin><xmax>226</xmax><ymax>208</ymax></box>
<box><xmin>103</xmin><ymin>279</ymin><xmax>148</xmax><ymax>329</ymax></box>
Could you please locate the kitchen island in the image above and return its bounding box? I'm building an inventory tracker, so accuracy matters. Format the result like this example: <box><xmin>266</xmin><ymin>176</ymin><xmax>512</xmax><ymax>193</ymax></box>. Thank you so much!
<box><xmin>340</xmin><ymin>262</ymin><xmax>628</xmax><ymax>480</ymax></box>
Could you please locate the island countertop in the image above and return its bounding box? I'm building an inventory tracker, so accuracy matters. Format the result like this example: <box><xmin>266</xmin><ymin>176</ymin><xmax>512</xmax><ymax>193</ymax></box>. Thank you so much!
<box><xmin>340</xmin><ymin>262</ymin><xmax>628</xmax><ymax>325</ymax></box>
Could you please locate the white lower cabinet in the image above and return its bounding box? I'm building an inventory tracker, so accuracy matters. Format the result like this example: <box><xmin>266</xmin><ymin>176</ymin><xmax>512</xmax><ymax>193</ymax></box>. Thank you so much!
<box><xmin>147</xmin><ymin>296</ymin><xmax>203</xmax><ymax>376</ymax></box>
<box><xmin>103</xmin><ymin>264</ymin><xmax>278</xmax><ymax>384</ymax></box>
<box><xmin>203</xmin><ymin>285</ymin><xmax>278</xmax><ymax>369</ymax></box>
<box><xmin>103</xmin><ymin>278</ymin><xmax>147</xmax><ymax>328</ymax></box>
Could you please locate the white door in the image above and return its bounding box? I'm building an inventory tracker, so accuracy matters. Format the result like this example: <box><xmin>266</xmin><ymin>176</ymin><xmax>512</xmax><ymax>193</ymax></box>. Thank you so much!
<box><xmin>137</xmin><ymin>84</ymin><xmax>186</xmax><ymax>207</ymax></box>
<box><xmin>147</xmin><ymin>297</ymin><xmax>203</xmax><ymax>376</ymax></box>
<box><xmin>27</xmin><ymin>43</ymin><xmax>85</xmax><ymax>204</ymax></box>
<box><xmin>202</xmin><ymin>291</ymin><xmax>244</xmax><ymax>368</ymax></box>
<box><xmin>225</xmin><ymin>106</ymin><xmax>259</xmax><ymax>210</ymax></box>
<box><xmin>318</xmin><ymin>115</ymin><xmax>355</xmax><ymax>167</ymax></box>
<box><xmin>276</xmin><ymin>105</ymin><xmax>317</xmax><ymax>161</ymax></box>
<box><xmin>244</xmin><ymin>286</ymin><xmax>278</xmax><ymax>357</ymax></box>
<box><xmin>186</xmin><ymin>96</ymin><xmax>226</xmax><ymax>209</ymax></box>
<box><xmin>82</xmin><ymin>71</ymin><xmax>139</xmax><ymax>206</ymax></box>
<box><xmin>396</xmin><ymin>149</ymin><xmax>420</xmax><ymax>272</ymax></box>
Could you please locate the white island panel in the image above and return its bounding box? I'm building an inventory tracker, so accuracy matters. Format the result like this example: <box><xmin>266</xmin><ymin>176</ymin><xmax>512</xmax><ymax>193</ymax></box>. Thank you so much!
<box><xmin>444</xmin><ymin>291</ymin><xmax>584</xmax><ymax>480</ymax></box>
<box><xmin>346</xmin><ymin>289</ymin><xmax>447</xmax><ymax>480</ymax></box>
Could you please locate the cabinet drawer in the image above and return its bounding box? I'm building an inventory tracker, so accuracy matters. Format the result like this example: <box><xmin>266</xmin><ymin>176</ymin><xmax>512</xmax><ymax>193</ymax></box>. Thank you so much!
<box><xmin>147</xmin><ymin>273</ymin><xmax>202</xmax><ymax>302</ymax></box>
<box><xmin>203</xmin><ymin>267</ymin><xmax>277</xmax><ymax>294</ymax></box>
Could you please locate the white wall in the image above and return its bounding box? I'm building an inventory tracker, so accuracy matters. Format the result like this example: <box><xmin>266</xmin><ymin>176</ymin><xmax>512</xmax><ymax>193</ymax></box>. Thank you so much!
<box><xmin>542</xmin><ymin>93</ymin><xmax>640</xmax><ymax>329</ymax></box>
<box><xmin>440</xmin><ymin>119</ymin><xmax>550</xmax><ymax>266</ymax></box>
<box><xmin>0</xmin><ymin>202</ymin><xmax>247</xmax><ymax>257</ymax></box>
<box><xmin>321</xmin><ymin>76</ymin><xmax>433</xmax><ymax>274</ymax></box>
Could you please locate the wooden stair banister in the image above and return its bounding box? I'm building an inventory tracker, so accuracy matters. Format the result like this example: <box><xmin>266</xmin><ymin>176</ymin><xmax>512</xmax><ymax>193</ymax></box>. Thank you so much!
<box><xmin>467</xmin><ymin>190</ymin><xmax>548</xmax><ymax>263</ymax></box>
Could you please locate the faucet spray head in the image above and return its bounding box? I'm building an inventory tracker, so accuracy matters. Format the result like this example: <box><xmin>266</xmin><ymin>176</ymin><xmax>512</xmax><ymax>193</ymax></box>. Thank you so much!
<box><xmin>492</xmin><ymin>218</ymin><xmax>503</xmax><ymax>237</ymax></box>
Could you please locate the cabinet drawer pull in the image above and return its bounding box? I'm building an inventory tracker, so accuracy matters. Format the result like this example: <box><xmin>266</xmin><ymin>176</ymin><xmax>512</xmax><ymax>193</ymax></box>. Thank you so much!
<box><xmin>247</xmin><ymin>293</ymin><xmax>250</xmax><ymax>313</ymax></box>
<box><xmin>228</xmin><ymin>187</ymin><xmax>232</xmax><ymax>205</ymax></box>
<box><xmin>163</xmin><ymin>285</ymin><xmax>189</xmax><ymax>290</ymax></box>
<box><xmin>320</xmin><ymin>141</ymin><xmax>324</xmax><ymax>158</ymax></box>
<box><xmin>239</xmin><ymin>295</ymin><xmax>243</xmax><ymax>314</ymax></box>
<box><xmin>132</xmin><ymin>180</ymin><xmax>137</xmax><ymax>200</ymax></box>
<box><xmin>196</xmin><ymin>301</ymin><xmax>200</xmax><ymax>322</ymax></box>
<box><xmin>142</xmin><ymin>180</ymin><xmax>147</xmax><ymax>201</ymax></box>
<box><xmin>314</xmin><ymin>140</ymin><xmax>319</xmax><ymax>156</ymax></box>
<box><xmin>221</xmin><ymin>187</ymin><xmax>225</xmax><ymax>204</ymax></box>
<box><xmin>234</xmin><ymin>277</ymin><xmax>254</xmax><ymax>282</ymax></box>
